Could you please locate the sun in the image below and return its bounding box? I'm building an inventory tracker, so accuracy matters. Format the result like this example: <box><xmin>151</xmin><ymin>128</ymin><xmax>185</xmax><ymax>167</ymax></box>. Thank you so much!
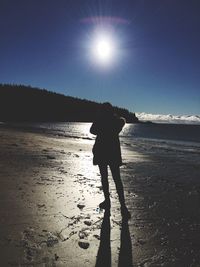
<box><xmin>81</xmin><ymin>16</ymin><xmax>127</xmax><ymax>69</ymax></box>
<box><xmin>91</xmin><ymin>31</ymin><xmax>116</xmax><ymax>66</ymax></box>
<box><xmin>94</xmin><ymin>35</ymin><xmax>114</xmax><ymax>63</ymax></box>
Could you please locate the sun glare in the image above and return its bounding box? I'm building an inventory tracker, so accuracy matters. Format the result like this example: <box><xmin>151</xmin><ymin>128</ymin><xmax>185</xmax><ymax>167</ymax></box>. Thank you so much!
<box><xmin>91</xmin><ymin>31</ymin><xmax>116</xmax><ymax>67</ymax></box>
<box><xmin>94</xmin><ymin>35</ymin><xmax>114</xmax><ymax>64</ymax></box>
<box><xmin>82</xmin><ymin>16</ymin><xmax>128</xmax><ymax>69</ymax></box>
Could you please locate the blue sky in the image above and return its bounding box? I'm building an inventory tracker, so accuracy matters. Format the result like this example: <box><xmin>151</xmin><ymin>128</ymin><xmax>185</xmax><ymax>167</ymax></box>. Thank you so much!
<box><xmin>0</xmin><ymin>0</ymin><xmax>200</xmax><ymax>115</ymax></box>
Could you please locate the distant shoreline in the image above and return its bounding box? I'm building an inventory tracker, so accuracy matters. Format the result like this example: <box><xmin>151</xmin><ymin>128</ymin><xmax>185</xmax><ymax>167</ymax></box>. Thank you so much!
<box><xmin>136</xmin><ymin>113</ymin><xmax>200</xmax><ymax>125</ymax></box>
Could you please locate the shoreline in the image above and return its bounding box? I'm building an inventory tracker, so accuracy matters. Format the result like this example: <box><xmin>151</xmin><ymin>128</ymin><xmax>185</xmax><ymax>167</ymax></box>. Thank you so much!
<box><xmin>0</xmin><ymin>125</ymin><xmax>200</xmax><ymax>266</ymax></box>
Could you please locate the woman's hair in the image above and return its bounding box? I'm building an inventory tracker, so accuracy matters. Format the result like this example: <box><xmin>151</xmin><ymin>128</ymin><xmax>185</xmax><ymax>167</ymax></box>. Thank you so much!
<box><xmin>102</xmin><ymin>102</ymin><xmax>113</xmax><ymax>114</ymax></box>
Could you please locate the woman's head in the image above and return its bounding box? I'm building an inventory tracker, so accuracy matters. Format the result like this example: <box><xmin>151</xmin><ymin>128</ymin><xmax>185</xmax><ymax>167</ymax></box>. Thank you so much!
<box><xmin>101</xmin><ymin>102</ymin><xmax>113</xmax><ymax>115</ymax></box>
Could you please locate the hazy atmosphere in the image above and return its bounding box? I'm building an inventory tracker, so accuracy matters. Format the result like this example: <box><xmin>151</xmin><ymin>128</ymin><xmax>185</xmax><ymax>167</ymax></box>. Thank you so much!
<box><xmin>0</xmin><ymin>0</ymin><xmax>200</xmax><ymax>115</ymax></box>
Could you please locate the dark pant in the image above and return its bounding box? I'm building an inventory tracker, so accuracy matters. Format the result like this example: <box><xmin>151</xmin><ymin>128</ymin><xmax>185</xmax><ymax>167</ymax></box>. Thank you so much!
<box><xmin>98</xmin><ymin>164</ymin><xmax>126</xmax><ymax>207</ymax></box>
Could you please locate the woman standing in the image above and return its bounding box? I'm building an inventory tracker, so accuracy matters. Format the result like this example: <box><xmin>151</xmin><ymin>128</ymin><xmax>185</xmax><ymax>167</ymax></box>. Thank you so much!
<box><xmin>90</xmin><ymin>102</ymin><xmax>130</xmax><ymax>219</ymax></box>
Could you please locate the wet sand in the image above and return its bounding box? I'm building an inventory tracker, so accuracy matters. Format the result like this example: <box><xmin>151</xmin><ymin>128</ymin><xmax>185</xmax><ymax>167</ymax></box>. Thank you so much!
<box><xmin>0</xmin><ymin>125</ymin><xmax>200</xmax><ymax>266</ymax></box>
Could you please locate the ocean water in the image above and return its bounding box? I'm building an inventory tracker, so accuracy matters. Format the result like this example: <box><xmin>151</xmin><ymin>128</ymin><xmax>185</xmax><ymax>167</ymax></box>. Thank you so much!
<box><xmin>122</xmin><ymin>123</ymin><xmax>200</xmax><ymax>143</ymax></box>
<box><xmin>1</xmin><ymin>122</ymin><xmax>200</xmax><ymax>161</ymax></box>
<box><xmin>4</xmin><ymin>122</ymin><xmax>200</xmax><ymax>144</ymax></box>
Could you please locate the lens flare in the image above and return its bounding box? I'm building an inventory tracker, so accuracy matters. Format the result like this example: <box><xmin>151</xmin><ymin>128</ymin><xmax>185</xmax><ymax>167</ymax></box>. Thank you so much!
<box><xmin>93</xmin><ymin>34</ymin><xmax>114</xmax><ymax>64</ymax></box>
<box><xmin>82</xmin><ymin>16</ymin><xmax>126</xmax><ymax>68</ymax></box>
<box><xmin>91</xmin><ymin>31</ymin><xmax>116</xmax><ymax>67</ymax></box>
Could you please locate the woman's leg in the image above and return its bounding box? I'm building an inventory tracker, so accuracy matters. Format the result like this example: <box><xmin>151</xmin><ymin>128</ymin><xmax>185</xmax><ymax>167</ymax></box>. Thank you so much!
<box><xmin>110</xmin><ymin>164</ymin><xmax>126</xmax><ymax>208</ymax></box>
<box><xmin>99</xmin><ymin>164</ymin><xmax>110</xmax><ymax>204</ymax></box>
<box><xmin>110</xmin><ymin>164</ymin><xmax>131</xmax><ymax>219</ymax></box>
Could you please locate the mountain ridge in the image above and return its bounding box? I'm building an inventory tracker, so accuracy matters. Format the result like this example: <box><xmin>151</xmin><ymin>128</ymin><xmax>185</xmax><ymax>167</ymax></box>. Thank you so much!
<box><xmin>0</xmin><ymin>84</ymin><xmax>139</xmax><ymax>123</ymax></box>
<box><xmin>136</xmin><ymin>112</ymin><xmax>200</xmax><ymax>125</ymax></box>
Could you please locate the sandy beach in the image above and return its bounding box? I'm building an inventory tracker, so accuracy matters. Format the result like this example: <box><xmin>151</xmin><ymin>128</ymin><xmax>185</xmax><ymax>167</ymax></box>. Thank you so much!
<box><xmin>0</xmin><ymin>124</ymin><xmax>200</xmax><ymax>267</ymax></box>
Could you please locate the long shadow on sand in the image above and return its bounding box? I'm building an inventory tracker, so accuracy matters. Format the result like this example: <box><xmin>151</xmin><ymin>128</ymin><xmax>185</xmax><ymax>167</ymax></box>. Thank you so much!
<box><xmin>118</xmin><ymin>217</ymin><xmax>133</xmax><ymax>267</ymax></box>
<box><xmin>95</xmin><ymin>210</ymin><xmax>133</xmax><ymax>267</ymax></box>
<box><xmin>95</xmin><ymin>209</ymin><xmax>111</xmax><ymax>267</ymax></box>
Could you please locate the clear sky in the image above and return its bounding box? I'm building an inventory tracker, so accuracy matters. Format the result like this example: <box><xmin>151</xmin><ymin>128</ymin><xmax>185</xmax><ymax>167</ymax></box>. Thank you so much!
<box><xmin>0</xmin><ymin>0</ymin><xmax>200</xmax><ymax>115</ymax></box>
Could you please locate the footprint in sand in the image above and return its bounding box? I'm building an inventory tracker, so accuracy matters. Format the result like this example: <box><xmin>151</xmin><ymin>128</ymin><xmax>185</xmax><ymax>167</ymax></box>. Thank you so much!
<box><xmin>78</xmin><ymin>241</ymin><xmax>90</xmax><ymax>249</ymax></box>
<box><xmin>77</xmin><ymin>204</ymin><xmax>85</xmax><ymax>210</ymax></box>
<box><xmin>84</xmin><ymin>220</ymin><xmax>92</xmax><ymax>226</ymax></box>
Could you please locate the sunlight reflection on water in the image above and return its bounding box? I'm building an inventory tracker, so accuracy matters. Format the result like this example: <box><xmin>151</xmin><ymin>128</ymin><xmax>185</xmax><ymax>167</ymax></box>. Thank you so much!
<box><xmin>11</xmin><ymin>121</ymin><xmax>200</xmax><ymax>145</ymax></box>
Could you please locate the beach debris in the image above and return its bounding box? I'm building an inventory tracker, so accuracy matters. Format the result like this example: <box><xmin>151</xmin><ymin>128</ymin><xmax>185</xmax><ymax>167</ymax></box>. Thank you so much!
<box><xmin>11</xmin><ymin>143</ymin><xmax>18</xmax><ymax>147</ymax></box>
<box><xmin>78</xmin><ymin>231</ymin><xmax>88</xmax><ymax>239</ymax></box>
<box><xmin>95</xmin><ymin>207</ymin><xmax>101</xmax><ymax>213</ymax></box>
<box><xmin>137</xmin><ymin>238</ymin><xmax>146</xmax><ymax>245</ymax></box>
<box><xmin>46</xmin><ymin>233</ymin><xmax>59</xmax><ymax>247</ymax></box>
<box><xmin>78</xmin><ymin>232</ymin><xmax>85</xmax><ymax>239</ymax></box>
<box><xmin>96</xmin><ymin>185</ymin><xmax>102</xmax><ymax>190</ymax></box>
<box><xmin>78</xmin><ymin>241</ymin><xmax>90</xmax><ymax>249</ymax></box>
<box><xmin>54</xmin><ymin>254</ymin><xmax>59</xmax><ymax>261</ymax></box>
<box><xmin>37</xmin><ymin>204</ymin><xmax>46</xmax><ymax>208</ymax></box>
<box><xmin>59</xmin><ymin>233</ymin><xmax>68</xmax><ymax>241</ymax></box>
<box><xmin>84</xmin><ymin>220</ymin><xmax>92</xmax><ymax>226</ymax></box>
<box><xmin>46</xmin><ymin>155</ymin><xmax>55</xmax><ymax>159</ymax></box>
<box><xmin>20</xmin><ymin>228</ymin><xmax>42</xmax><ymax>261</ymax></box>
<box><xmin>148</xmin><ymin>201</ymin><xmax>157</xmax><ymax>209</ymax></box>
<box><xmin>77</xmin><ymin>204</ymin><xmax>85</xmax><ymax>210</ymax></box>
<box><xmin>93</xmin><ymin>234</ymin><xmax>100</xmax><ymax>240</ymax></box>
<box><xmin>58</xmin><ymin>228</ymin><xmax>77</xmax><ymax>241</ymax></box>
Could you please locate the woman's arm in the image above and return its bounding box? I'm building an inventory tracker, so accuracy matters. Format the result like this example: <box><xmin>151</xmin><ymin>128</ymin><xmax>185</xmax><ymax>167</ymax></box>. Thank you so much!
<box><xmin>90</xmin><ymin>121</ymin><xmax>98</xmax><ymax>135</ymax></box>
<box><xmin>116</xmin><ymin>117</ymin><xmax>126</xmax><ymax>134</ymax></box>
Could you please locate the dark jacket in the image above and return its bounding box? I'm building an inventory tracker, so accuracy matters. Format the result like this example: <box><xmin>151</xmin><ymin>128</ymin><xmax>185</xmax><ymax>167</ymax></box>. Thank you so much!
<box><xmin>90</xmin><ymin>114</ymin><xmax>125</xmax><ymax>166</ymax></box>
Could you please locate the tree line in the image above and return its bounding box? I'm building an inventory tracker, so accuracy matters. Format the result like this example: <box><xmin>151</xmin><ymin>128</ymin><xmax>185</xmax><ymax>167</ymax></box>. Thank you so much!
<box><xmin>0</xmin><ymin>84</ymin><xmax>139</xmax><ymax>123</ymax></box>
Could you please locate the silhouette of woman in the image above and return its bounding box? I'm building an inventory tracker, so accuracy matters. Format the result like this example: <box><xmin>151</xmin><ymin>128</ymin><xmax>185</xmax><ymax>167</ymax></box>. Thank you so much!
<box><xmin>90</xmin><ymin>102</ymin><xmax>130</xmax><ymax>218</ymax></box>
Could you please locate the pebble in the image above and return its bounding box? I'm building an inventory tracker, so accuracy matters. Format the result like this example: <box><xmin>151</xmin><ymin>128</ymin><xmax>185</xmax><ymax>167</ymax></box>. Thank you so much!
<box><xmin>77</xmin><ymin>204</ymin><xmax>85</xmax><ymax>210</ymax></box>
<box><xmin>78</xmin><ymin>241</ymin><xmax>90</xmax><ymax>249</ymax></box>
<box><xmin>84</xmin><ymin>220</ymin><xmax>92</xmax><ymax>226</ymax></box>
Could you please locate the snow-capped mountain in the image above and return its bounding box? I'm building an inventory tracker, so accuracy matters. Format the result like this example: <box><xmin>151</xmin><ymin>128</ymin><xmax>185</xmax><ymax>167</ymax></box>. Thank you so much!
<box><xmin>136</xmin><ymin>113</ymin><xmax>200</xmax><ymax>125</ymax></box>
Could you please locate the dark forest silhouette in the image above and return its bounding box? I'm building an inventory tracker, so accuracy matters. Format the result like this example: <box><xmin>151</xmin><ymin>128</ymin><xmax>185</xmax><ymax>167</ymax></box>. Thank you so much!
<box><xmin>0</xmin><ymin>84</ymin><xmax>139</xmax><ymax>123</ymax></box>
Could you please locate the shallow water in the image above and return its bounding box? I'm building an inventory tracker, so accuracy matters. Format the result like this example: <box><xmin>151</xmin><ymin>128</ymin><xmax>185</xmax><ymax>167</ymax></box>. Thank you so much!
<box><xmin>3</xmin><ymin>122</ymin><xmax>200</xmax><ymax>142</ymax></box>
<box><xmin>3</xmin><ymin>121</ymin><xmax>200</xmax><ymax>157</ymax></box>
